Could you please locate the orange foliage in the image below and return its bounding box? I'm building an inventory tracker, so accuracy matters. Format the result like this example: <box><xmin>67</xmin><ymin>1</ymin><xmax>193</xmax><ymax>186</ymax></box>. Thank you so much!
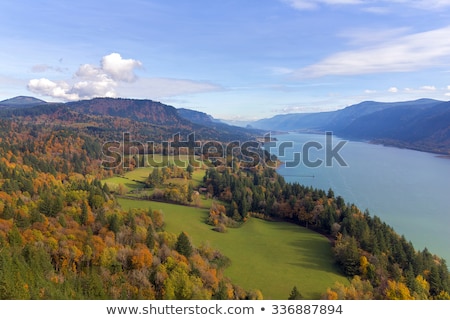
<box><xmin>131</xmin><ymin>243</ymin><xmax>153</xmax><ymax>269</ymax></box>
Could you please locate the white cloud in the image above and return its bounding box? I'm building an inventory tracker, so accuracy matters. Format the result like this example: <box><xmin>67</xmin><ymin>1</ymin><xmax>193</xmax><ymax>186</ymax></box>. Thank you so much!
<box><xmin>362</xmin><ymin>6</ymin><xmax>391</xmax><ymax>14</ymax></box>
<box><xmin>101</xmin><ymin>53</ymin><xmax>142</xmax><ymax>82</ymax></box>
<box><xmin>420</xmin><ymin>85</ymin><xmax>437</xmax><ymax>91</ymax></box>
<box><xmin>392</xmin><ymin>0</ymin><xmax>450</xmax><ymax>10</ymax></box>
<box><xmin>28</xmin><ymin>78</ymin><xmax>79</xmax><ymax>101</ymax></box>
<box><xmin>28</xmin><ymin>53</ymin><xmax>141</xmax><ymax>101</ymax></box>
<box><xmin>388</xmin><ymin>87</ymin><xmax>399</xmax><ymax>93</ymax></box>
<box><xmin>27</xmin><ymin>53</ymin><xmax>221</xmax><ymax>101</ymax></box>
<box><xmin>338</xmin><ymin>27</ymin><xmax>410</xmax><ymax>46</ymax></box>
<box><xmin>281</xmin><ymin>0</ymin><xmax>450</xmax><ymax>10</ymax></box>
<box><xmin>295</xmin><ymin>26</ymin><xmax>450</xmax><ymax>78</ymax></box>
<box><xmin>281</xmin><ymin>0</ymin><xmax>362</xmax><ymax>10</ymax></box>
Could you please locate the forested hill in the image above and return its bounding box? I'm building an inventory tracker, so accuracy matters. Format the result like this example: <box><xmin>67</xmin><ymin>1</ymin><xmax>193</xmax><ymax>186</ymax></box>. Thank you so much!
<box><xmin>0</xmin><ymin>96</ymin><xmax>265</xmax><ymax>142</ymax></box>
<box><xmin>250</xmin><ymin>99</ymin><xmax>450</xmax><ymax>155</ymax></box>
<box><xmin>0</xmin><ymin>96</ymin><xmax>47</xmax><ymax>108</ymax></box>
<box><xmin>66</xmin><ymin>98</ymin><xmax>184</xmax><ymax>126</ymax></box>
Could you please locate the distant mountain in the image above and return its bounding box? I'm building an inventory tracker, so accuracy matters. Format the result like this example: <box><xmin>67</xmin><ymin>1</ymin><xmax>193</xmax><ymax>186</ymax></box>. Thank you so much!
<box><xmin>177</xmin><ymin>107</ymin><xmax>266</xmax><ymax>141</ymax></box>
<box><xmin>251</xmin><ymin>99</ymin><xmax>441</xmax><ymax>132</ymax></box>
<box><xmin>0</xmin><ymin>96</ymin><xmax>47</xmax><ymax>108</ymax></box>
<box><xmin>0</xmin><ymin>97</ymin><xmax>265</xmax><ymax>143</ymax></box>
<box><xmin>251</xmin><ymin>111</ymin><xmax>333</xmax><ymax>132</ymax></box>
<box><xmin>177</xmin><ymin>108</ymin><xmax>217</xmax><ymax>124</ymax></box>
<box><xmin>339</xmin><ymin>100</ymin><xmax>450</xmax><ymax>154</ymax></box>
<box><xmin>66</xmin><ymin>97</ymin><xmax>185</xmax><ymax>126</ymax></box>
<box><xmin>65</xmin><ymin>98</ymin><xmax>266</xmax><ymax>141</ymax></box>
<box><xmin>250</xmin><ymin>98</ymin><xmax>450</xmax><ymax>155</ymax></box>
<box><xmin>216</xmin><ymin>119</ymin><xmax>253</xmax><ymax>127</ymax></box>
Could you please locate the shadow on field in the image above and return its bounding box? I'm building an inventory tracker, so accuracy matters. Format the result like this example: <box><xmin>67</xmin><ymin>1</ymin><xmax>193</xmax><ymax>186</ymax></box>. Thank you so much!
<box><xmin>270</xmin><ymin>224</ymin><xmax>341</xmax><ymax>274</ymax></box>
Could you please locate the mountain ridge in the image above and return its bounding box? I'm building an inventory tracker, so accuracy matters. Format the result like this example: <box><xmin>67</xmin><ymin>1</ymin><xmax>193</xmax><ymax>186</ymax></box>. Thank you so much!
<box><xmin>0</xmin><ymin>96</ymin><xmax>266</xmax><ymax>143</ymax></box>
<box><xmin>249</xmin><ymin>98</ymin><xmax>450</xmax><ymax>155</ymax></box>
<box><xmin>0</xmin><ymin>95</ymin><xmax>47</xmax><ymax>108</ymax></box>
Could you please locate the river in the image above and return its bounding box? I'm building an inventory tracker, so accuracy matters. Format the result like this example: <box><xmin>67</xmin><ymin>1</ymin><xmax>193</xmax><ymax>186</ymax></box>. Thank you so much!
<box><xmin>271</xmin><ymin>132</ymin><xmax>450</xmax><ymax>263</ymax></box>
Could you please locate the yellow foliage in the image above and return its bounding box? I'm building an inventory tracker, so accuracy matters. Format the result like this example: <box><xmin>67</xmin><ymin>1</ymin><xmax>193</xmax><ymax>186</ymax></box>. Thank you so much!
<box><xmin>359</xmin><ymin>255</ymin><xmax>369</xmax><ymax>276</ymax></box>
<box><xmin>385</xmin><ymin>280</ymin><xmax>413</xmax><ymax>300</ymax></box>
<box><xmin>325</xmin><ymin>288</ymin><xmax>339</xmax><ymax>300</ymax></box>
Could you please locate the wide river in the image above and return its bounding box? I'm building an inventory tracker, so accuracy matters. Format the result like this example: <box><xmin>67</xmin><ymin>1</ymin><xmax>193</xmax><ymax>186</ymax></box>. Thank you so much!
<box><xmin>271</xmin><ymin>132</ymin><xmax>450</xmax><ymax>263</ymax></box>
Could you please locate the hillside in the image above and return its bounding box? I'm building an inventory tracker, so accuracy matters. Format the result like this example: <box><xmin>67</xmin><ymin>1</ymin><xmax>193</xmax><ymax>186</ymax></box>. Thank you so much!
<box><xmin>0</xmin><ymin>96</ymin><xmax>47</xmax><ymax>108</ymax></box>
<box><xmin>0</xmin><ymin>96</ymin><xmax>265</xmax><ymax>143</ymax></box>
<box><xmin>177</xmin><ymin>108</ymin><xmax>217</xmax><ymax>124</ymax></box>
<box><xmin>66</xmin><ymin>97</ymin><xmax>267</xmax><ymax>142</ymax></box>
<box><xmin>251</xmin><ymin>99</ymin><xmax>450</xmax><ymax>155</ymax></box>
<box><xmin>67</xmin><ymin>97</ymin><xmax>184</xmax><ymax>126</ymax></box>
<box><xmin>177</xmin><ymin>107</ymin><xmax>265</xmax><ymax>142</ymax></box>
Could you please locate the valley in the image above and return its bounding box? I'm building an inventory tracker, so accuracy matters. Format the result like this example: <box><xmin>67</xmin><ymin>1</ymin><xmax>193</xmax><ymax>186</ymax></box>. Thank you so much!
<box><xmin>0</xmin><ymin>95</ymin><xmax>448</xmax><ymax>300</ymax></box>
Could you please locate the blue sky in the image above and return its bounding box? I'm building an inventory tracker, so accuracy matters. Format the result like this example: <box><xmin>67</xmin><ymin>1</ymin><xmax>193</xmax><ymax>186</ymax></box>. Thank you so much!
<box><xmin>1</xmin><ymin>0</ymin><xmax>450</xmax><ymax>121</ymax></box>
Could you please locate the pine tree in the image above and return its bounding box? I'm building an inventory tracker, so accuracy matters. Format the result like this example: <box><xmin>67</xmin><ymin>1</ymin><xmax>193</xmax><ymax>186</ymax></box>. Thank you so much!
<box><xmin>80</xmin><ymin>201</ymin><xmax>88</xmax><ymax>225</ymax></box>
<box><xmin>288</xmin><ymin>286</ymin><xmax>303</xmax><ymax>300</ymax></box>
<box><xmin>175</xmin><ymin>232</ymin><xmax>193</xmax><ymax>257</ymax></box>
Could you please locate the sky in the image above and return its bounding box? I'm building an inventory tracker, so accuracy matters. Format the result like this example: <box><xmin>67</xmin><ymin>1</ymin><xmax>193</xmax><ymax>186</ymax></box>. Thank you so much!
<box><xmin>1</xmin><ymin>0</ymin><xmax>450</xmax><ymax>121</ymax></box>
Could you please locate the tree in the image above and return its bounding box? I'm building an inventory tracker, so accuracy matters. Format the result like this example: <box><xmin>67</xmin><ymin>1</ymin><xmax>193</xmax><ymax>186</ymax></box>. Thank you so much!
<box><xmin>80</xmin><ymin>201</ymin><xmax>88</xmax><ymax>225</ymax></box>
<box><xmin>175</xmin><ymin>232</ymin><xmax>193</xmax><ymax>257</ymax></box>
<box><xmin>186</xmin><ymin>164</ymin><xmax>194</xmax><ymax>179</ymax></box>
<box><xmin>288</xmin><ymin>286</ymin><xmax>303</xmax><ymax>300</ymax></box>
<box><xmin>327</xmin><ymin>188</ymin><xmax>334</xmax><ymax>199</ymax></box>
<box><xmin>187</xmin><ymin>182</ymin><xmax>194</xmax><ymax>203</ymax></box>
<box><xmin>333</xmin><ymin>234</ymin><xmax>360</xmax><ymax>276</ymax></box>
<box><xmin>385</xmin><ymin>280</ymin><xmax>413</xmax><ymax>300</ymax></box>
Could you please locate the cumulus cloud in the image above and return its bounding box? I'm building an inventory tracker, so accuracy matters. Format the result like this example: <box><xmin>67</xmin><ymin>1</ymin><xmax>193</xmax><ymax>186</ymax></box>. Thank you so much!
<box><xmin>101</xmin><ymin>53</ymin><xmax>142</xmax><ymax>82</ymax></box>
<box><xmin>28</xmin><ymin>78</ymin><xmax>79</xmax><ymax>101</ymax></box>
<box><xmin>28</xmin><ymin>53</ymin><xmax>142</xmax><ymax>101</ymax></box>
<box><xmin>294</xmin><ymin>26</ymin><xmax>450</xmax><ymax>78</ymax></box>
<box><xmin>27</xmin><ymin>53</ymin><xmax>222</xmax><ymax>101</ymax></box>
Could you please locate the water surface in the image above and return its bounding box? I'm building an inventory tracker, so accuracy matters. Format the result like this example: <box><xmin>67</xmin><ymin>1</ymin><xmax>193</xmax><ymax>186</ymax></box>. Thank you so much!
<box><xmin>272</xmin><ymin>133</ymin><xmax>450</xmax><ymax>263</ymax></box>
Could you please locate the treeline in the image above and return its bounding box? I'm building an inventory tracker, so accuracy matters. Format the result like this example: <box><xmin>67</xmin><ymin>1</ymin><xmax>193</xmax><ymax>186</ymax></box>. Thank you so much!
<box><xmin>202</xmin><ymin>166</ymin><xmax>450</xmax><ymax>299</ymax></box>
<box><xmin>143</xmin><ymin>165</ymin><xmax>198</xmax><ymax>206</ymax></box>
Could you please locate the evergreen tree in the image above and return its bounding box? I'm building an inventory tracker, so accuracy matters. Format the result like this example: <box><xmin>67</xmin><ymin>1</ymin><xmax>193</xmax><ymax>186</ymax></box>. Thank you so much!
<box><xmin>175</xmin><ymin>232</ymin><xmax>193</xmax><ymax>257</ymax></box>
<box><xmin>288</xmin><ymin>286</ymin><xmax>303</xmax><ymax>300</ymax></box>
<box><xmin>186</xmin><ymin>164</ymin><xmax>194</xmax><ymax>179</ymax></box>
<box><xmin>80</xmin><ymin>201</ymin><xmax>88</xmax><ymax>225</ymax></box>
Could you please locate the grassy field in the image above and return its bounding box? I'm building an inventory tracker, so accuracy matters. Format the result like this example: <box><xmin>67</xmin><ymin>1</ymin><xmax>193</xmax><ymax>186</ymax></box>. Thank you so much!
<box><xmin>105</xmin><ymin>165</ymin><xmax>206</xmax><ymax>187</ymax></box>
<box><xmin>118</xmin><ymin>198</ymin><xmax>348</xmax><ymax>299</ymax></box>
<box><xmin>105</xmin><ymin>166</ymin><xmax>348</xmax><ymax>299</ymax></box>
<box><xmin>102</xmin><ymin>176</ymin><xmax>144</xmax><ymax>193</ymax></box>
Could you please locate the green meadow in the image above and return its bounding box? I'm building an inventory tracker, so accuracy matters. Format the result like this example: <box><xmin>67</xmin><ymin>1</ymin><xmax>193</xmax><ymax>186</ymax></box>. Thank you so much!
<box><xmin>102</xmin><ymin>176</ymin><xmax>144</xmax><ymax>193</ymax></box>
<box><xmin>104</xmin><ymin>166</ymin><xmax>348</xmax><ymax>299</ymax></box>
<box><xmin>118</xmin><ymin>198</ymin><xmax>348</xmax><ymax>299</ymax></box>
